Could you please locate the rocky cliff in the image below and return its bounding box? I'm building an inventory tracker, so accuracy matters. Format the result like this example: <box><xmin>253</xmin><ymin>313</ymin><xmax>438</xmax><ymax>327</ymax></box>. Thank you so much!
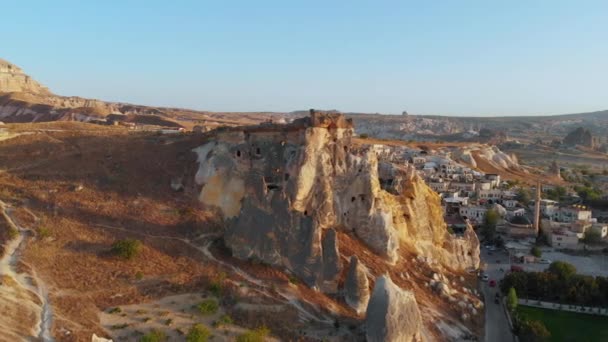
<box><xmin>0</xmin><ymin>59</ymin><xmax>50</xmax><ymax>95</ymax></box>
<box><xmin>193</xmin><ymin>110</ymin><xmax>481</xmax><ymax>339</ymax></box>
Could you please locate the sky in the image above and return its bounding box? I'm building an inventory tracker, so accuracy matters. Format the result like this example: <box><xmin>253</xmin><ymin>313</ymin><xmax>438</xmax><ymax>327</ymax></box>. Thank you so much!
<box><xmin>2</xmin><ymin>1</ymin><xmax>608</xmax><ymax>116</ymax></box>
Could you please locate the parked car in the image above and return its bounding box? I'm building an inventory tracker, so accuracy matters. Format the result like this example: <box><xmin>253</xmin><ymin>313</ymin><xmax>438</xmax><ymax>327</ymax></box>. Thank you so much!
<box><xmin>539</xmin><ymin>259</ymin><xmax>551</xmax><ymax>264</ymax></box>
<box><xmin>511</xmin><ymin>265</ymin><xmax>524</xmax><ymax>272</ymax></box>
<box><xmin>489</xmin><ymin>279</ymin><xmax>496</xmax><ymax>287</ymax></box>
<box><xmin>482</xmin><ymin>275</ymin><xmax>489</xmax><ymax>281</ymax></box>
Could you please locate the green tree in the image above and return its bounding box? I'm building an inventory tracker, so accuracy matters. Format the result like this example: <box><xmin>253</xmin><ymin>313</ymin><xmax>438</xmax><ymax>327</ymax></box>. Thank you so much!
<box><xmin>481</xmin><ymin>209</ymin><xmax>500</xmax><ymax>242</ymax></box>
<box><xmin>507</xmin><ymin>287</ymin><xmax>518</xmax><ymax>313</ymax></box>
<box><xmin>583</xmin><ymin>230</ymin><xmax>602</xmax><ymax>244</ymax></box>
<box><xmin>531</xmin><ymin>246</ymin><xmax>542</xmax><ymax>258</ymax></box>
<box><xmin>545</xmin><ymin>186</ymin><xmax>567</xmax><ymax>201</ymax></box>
<box><xmin>186</xmin><ymin>324</ymin><xmax>211</xmax><ymax>342</ymax></box>
<box><xmin>516</xmin><ymin>188</ymin><xmax>531</xmax><ymax>205</ymax></box>
<box><xmin>548</xmin><ymin>261</ymin><xmax>577</xmax><ymax>280</ymax></box>
<box><xmin>111</xmin><ymin>239</ymin><xmax>142</xmax><ymax>260</ymax></box>
<box><xmin>518</xmin><ymin>319</ymin><xmax>551</xmax><ymax>342</ymax></box>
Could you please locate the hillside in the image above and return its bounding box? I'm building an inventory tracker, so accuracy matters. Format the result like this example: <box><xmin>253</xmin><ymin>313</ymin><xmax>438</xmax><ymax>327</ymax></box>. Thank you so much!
<box><xmin>0</xmin><ymin>115</ymin><xmax>484</xmax><ymax>341</ymax></box>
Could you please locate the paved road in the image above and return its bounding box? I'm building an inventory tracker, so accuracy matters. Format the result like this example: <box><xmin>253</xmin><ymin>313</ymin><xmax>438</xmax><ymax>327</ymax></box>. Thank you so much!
<box><xmin>480</xmin><ymin>248</ymin><xmax>514</xmax><ymax>342</ymax></box>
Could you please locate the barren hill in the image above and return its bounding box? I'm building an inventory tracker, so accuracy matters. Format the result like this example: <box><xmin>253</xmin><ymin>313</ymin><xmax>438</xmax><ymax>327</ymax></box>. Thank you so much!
<box><xmin>0</xmin><ymin>112</ymin><xmax>483</xmax><ymax>341</ymax></box>
<box><xmin>0</xmin><ymin>58</ymin><xmax>280</xmax><ymax>129</ymax></box>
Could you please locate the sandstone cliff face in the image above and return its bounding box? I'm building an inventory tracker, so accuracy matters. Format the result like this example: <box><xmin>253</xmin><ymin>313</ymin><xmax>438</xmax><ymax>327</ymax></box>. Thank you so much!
<box><xmin>0</xmin><ymin>59</ymin><xmax>50</xmax><ymax>95</ymax></box>
<box><xmin>193</xmin><ymin>111</ymin><xmax>480</xmax><ymax>339</ymax></box>
<box><xmin>194</xmin><ymin>111</ymin><xmax>479</xmax><ymax>279</ymax></box>
<box><xmin>365</xmin><ymin>275</ymin><xmax>422</xmax><ymax>342</ymax></box>
<box><xmin>344</xmin><ymin>256</ymin><xmax>370</xmax><ymax>314</ymax></box>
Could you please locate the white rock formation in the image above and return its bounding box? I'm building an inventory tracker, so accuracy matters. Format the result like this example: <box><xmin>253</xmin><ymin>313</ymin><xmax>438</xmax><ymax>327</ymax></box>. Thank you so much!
<box><xmin>365</xmin><ymin>275</ymin><xmax>423</xmax><ymax>342</ymax></box>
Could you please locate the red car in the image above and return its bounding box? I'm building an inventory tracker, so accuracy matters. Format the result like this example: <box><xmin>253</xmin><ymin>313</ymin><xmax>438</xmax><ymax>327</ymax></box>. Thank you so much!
<box><xmin>489</xmin><ymin>279</ymin><xmax>496</xmax><ymax>287</ymax></box>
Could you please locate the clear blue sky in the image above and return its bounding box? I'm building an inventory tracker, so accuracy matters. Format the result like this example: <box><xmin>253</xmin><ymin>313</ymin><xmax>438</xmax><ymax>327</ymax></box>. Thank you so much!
<box><xmin>3</xmin><ymin>1</ymin><xmax>607</xmax><ymax>116</ymax></box>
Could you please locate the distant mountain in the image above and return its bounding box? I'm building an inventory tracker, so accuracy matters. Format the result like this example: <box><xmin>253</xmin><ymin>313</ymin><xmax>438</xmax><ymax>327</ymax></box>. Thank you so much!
<box><xmin>0</xmin><ymin>58</ymin><xmax>277</xmax><ymax>128</ymax></box>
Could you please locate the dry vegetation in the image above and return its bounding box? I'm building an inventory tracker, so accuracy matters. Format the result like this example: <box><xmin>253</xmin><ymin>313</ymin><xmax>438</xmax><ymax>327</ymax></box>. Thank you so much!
<box><xmin>0</xmin><ymin>122</ymin><xmax>482</xmax><ymax>341</ymax></box>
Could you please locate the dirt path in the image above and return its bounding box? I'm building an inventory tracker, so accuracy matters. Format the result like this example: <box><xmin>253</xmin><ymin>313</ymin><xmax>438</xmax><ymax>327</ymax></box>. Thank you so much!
<box><xmin>0</xmin><ymin>200</ymin><xmax>54</xmax><ymax>341</ymax></box>
<box><xmin>91</xmin><ymin>223</ymin><xmax>333</xmax><ymax>325</ymax></box>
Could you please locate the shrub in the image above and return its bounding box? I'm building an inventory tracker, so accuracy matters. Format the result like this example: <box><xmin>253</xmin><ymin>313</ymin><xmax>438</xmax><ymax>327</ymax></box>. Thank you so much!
<box><xmin>359</xmin><ymin>133</ymin><xmax>369</xmax><ymax>139</ymax></box>
<box><xmin>208</xmin><ymin>272</ymin><xmax>226</xmax><ymax>297</ymax></box>
<box><xmin>517</xmin><ymin>319</ymin><xmax>551</xmax><ymax>342</ymax></box>
<box><xmin>186</xmin><ymin>324</ymin><xmax>211</xmax><ymax>342</ymax></box>
<box><xmin>531</xmin><ymin>246</ymin><xmax>542</xmax><ymax>258</ymax></box>
<box><xmin>108</xmin><ymin>307</ymin><xmax>122</xmax><ymax>314</ymax></box>
<box><xmin>38</xmin><ymin>227</ymin><xmax>51</xmax><ymax>238</ymax></box>
<box><xmin>8</xmin><ymin>226</ymin><xmax>18</xmax><ymax>239</ymax></box>
<box><xmin>112</xmin><ymin>239</ymin><xmax>142</xmax><ymax>260</ymax></box>
<box><xmin>236</xmin><ymin>326</ymin><xmax>270</xmax><ymax>342</ymax></box>
<box><xmin>197</xmin><ymin>299</ymin><xmax>219</xmax><ymax>315</ymax></box>
<box><xmin>139</xmin><ymin>329</ymin><xmax>167</xmax><ymax>342</ymax></box>
<box><xmin>213</xmin><ymin>314</ymin><xmax>233</xmax><ymax>328</ymax></box>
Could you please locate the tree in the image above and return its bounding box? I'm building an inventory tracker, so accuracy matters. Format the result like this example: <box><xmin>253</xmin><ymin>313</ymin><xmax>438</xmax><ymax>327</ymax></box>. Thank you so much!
<box><xmin>481</xmin><ymin>209</ymin><xmax>500</xmax><ymax>242</ymax></box>
<box><xmin>518</xmin><ymin>319</ymin><xmax>551</xmax><ymax>342</ymax></box>
<box><xmin>516</xmin><ymin>188</ymin><xmax>531</xmax><ymax>205</ymax></box>
<box><xmin>507</xmin><ymin>287</ymin><xmax>518</xmax><ymax>313</ymax></box>
<box><xmin>531</xmin><ymin>246</ymin><xmax>542</xmax><ymax>258</ymax></box>
<box><xmin>545</xmin><ymin>186</ymin><xmax>567</xmax><ymax>201</ymax></box>
<box><xmin>111</xmin><ymin>239</ymin><xmax>142</xmax><ymax>260</ymax></box>
<box><xmin>548</xmin><ymin>261</ymin><xmax>577</xmax><ymax>280</ymax></box>
<box><xmin>583</xmin><ymin>230</ymin><xmax>602</xmax><ymax>244</ymax></box>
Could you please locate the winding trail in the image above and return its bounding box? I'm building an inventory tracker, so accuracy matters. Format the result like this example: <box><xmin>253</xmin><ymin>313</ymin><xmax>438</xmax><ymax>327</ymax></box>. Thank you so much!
<box><xmin>93</xmin><ymin>223</ymin><xmax>333</xmax><ymax>324</ymax></box>
<box><xmin>0</xmin><ymin>200</ymin><xmax>54</xmax><ymax>341</ymax></box>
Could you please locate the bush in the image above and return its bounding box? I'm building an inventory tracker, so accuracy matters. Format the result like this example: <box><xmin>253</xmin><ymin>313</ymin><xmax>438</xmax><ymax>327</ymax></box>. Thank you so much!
<box><xmin>186</xmin><ymin>324</ymin><xmax>211</xmax><ymax>342</ymax></box>
<box><xmin>531</xmin><ymin>246</ymin><xmax>542</xmax><ymax>258</ymax></box>
<box><xmin>112</xmin><ymin>239</ymin><xmax>142</xmax><ymax>260</ymax></box>
<box><xmin>8</xmin><ymin>226</ymin><xmax>18</xmax><ymax>239</ymax></box>
<box><xmin>38</xmin><ymin>227</ymin><xmax>51</xmax><ymax>238</ymax></box>
<box><xmin>139</xmin><ymin>329</ymin><xmax>167</xmax><ymax>342</ymax></box>
<box><xmin>208</xmin><ymin>272</ymin><xmax>226</xmax><ymax>297</ymax></box>
<box><xmin>197</xmin><ymin>299</ymin><xmax>219</xmax><ymax>315</ymax></box>
<box><xmin>517</xmin><ymin>319</ymin><xmax>551</xmax><ymax>342</ymax></box>
<box><xmin>236</xmin><ymin>326</ymin><xmax>270</xmax><ymax>342</ymax></box>
<box><xmin>359</xmin><ymin>133</ymin><xmax>369</xmax><ymax>139</ymax></box>
<box><xmin>213</xmin><ymin>314</ymin><xmax>233</xmax><ymax>327</ymax></box>
<box><xmin>507</xmin><ymin>287</ymin><xmax>518</xmax><ymax>313</ymax></box>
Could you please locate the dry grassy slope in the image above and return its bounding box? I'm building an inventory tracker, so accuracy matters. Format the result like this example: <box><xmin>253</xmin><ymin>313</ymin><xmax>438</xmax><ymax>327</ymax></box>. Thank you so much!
<box><xmin>0</xmin><ymin>123</ymin><xmax>482</xmax><ymax>341</ymax></box>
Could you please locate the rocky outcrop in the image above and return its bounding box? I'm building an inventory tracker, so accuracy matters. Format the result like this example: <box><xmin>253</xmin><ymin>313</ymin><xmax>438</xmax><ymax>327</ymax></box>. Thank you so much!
<box><xmin>344</xmin><ymin>256</ymin><xmax>370</xmax><ymax>314</ymax></box>
<box><xmin>0</xmin><ymin>59</ymin><xmax>50</xmax><ymax>94</ymax></box>
<box><xmin>365</xmin><ymin>275</ymin><xmax>422</xmax><ymax>342</ymax></box>
<box><xmin>563</xmin><ymin>127</ymin><xmax>593</xmax><ymax>148</ymax></box>
<box><xmin>193</xmin><ymin>111</ymin><xmax>480</xmax><ymax>290</ymax></box>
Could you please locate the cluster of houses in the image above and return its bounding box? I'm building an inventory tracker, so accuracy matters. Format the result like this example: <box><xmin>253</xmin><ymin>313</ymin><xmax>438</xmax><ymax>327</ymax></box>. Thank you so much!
<box><xmin>368</xmin><ymin>142</ymin><xmax>607</xmax><ymax>249</ymax></box>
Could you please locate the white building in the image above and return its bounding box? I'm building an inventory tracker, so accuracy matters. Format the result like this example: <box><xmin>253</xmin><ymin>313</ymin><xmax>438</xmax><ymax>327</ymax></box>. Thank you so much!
<box><xmin>478</xmin><ymin>189</ymin><xmax>503</xmax><ymax>202</ymax></box>
<box><xmin>553</xmin><ymin>205</ymin><xmax>592</xmax><ymax>223</ymax></box>
<box><xmin>459</xmin><ymin>206</ymin><xmax>488</xmax><ymax>224</ymax></box>
<box><xmin>550</xmin><ymin>230</ymin><xmax>579</xmax><ymax>249</ymax></box>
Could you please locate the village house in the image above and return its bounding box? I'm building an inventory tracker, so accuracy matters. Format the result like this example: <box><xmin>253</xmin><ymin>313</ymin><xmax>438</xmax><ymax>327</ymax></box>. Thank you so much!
<box><xmin>553</xmin><ymin>205</ymin><xmax>592</xmax><ymax>223</ymax></box>
<box><xmin>459</xmin><ymin>205</ymin><xmax>488</xmax><ymax>224</ymax></box>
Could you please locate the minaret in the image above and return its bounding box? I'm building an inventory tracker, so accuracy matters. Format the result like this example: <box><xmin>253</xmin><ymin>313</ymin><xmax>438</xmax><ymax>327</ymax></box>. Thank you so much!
<box><xmin>533</xmin><ymin>180</ymin><xmax>541</xmax><ymax>235</ymax></box>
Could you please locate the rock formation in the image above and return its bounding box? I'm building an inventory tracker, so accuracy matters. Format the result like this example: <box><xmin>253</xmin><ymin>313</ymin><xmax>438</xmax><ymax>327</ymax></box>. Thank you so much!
<box><xmin>563</xmin><ymin>127</ymin><xmax>593</xmax><ymax>148</ymax></box>
<box><xmin>365</xmin><ymin>275</ymin><xmax>422</xmax><ymax>342</ymax></box>
<box><xmin>194</xmin><ymin>111</ymin><xmax>479</xmax><ymax>286</ymax></box>
<box><xmin>344</xmin><ymin>256</ymin><xmax>370</xmax><ymax>314</ymax></box>
<box><xmin>0</xmin><ymin>59</ymin><xmax>50</xmax><ymax>94</ymax></box>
